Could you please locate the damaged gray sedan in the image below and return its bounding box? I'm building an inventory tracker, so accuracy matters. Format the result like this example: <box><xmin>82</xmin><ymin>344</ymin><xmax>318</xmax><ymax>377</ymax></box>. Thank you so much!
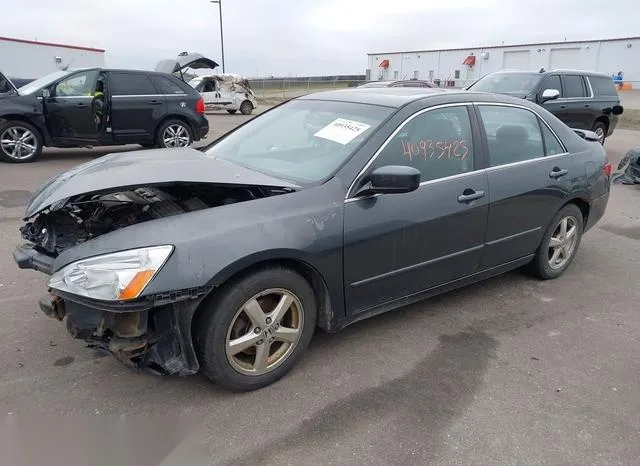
<box><xmin>13</xmin><ymin>88</ymin><xmax>611</xmax><ymax>391</ymax></box>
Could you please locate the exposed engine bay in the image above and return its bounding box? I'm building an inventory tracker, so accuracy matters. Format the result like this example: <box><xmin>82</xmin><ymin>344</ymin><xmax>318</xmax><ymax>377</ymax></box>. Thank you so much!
<box><xmin>21</xmin><ymin>183</ymin><xmax>292</xmax><ymax>256</ymax></box>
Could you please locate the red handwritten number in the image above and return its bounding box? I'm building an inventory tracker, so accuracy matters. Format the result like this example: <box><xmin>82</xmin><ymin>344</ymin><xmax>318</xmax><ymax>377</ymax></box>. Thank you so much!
<box><xmin>401</xmin><ymin>140</ymin><xmax>413</xmax><ymax>160</ymax></box>
<box><xmin>402</xmin><ymin>139</ymin><xmax>468</xmax><ymax>161</ymax></box>
<box><xmin>460</xmin><ymin>140</ymin><xmax>469</xmax><ymax>160</ymax></box>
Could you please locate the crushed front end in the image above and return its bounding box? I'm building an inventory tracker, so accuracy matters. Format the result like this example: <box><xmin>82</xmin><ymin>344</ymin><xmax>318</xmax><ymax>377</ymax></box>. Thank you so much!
<box><xmin>36</xmin><ymin>290</ymin><xmax>205</xmax><ymax>376</ymax></box>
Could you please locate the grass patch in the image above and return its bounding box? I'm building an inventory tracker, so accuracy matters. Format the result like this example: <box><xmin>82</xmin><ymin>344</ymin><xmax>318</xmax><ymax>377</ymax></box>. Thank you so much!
<box><xmin>618</xmin><ymin>108</ymin><xmax>640</xmax><ymax>131</ymax></box>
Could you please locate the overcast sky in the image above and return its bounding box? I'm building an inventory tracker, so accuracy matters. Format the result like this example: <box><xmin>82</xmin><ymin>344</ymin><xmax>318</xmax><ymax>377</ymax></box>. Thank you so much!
<box><xmin>1</xmin><ymin>0</ymin><xmax>638</xmax><ymax>77</ymax></box>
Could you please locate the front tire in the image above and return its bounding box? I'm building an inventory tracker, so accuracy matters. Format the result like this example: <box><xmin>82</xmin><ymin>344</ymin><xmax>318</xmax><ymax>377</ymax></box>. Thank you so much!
<box><xmin>194</xmin><ymin>266</ymin><xmax>317</xmax><ymax>391</ymax></box>
<box><xmin>227</xmin><ymin>109</ymin><xmax>237</xmax><ymax>114</ymax></box>
<box><xmin>0</xmin><ymin>121</ymin><xmax>44</xmax><ymax>163</ymax></box>
<box><xmin>156</xmin><ymin>119</ymin><xmax>193</xmax><ymax>148</ymax></box>
<box><xmin>528</xmin><ymin>204</ymin><xmax>584</xmax><ymax>279</ymax></box>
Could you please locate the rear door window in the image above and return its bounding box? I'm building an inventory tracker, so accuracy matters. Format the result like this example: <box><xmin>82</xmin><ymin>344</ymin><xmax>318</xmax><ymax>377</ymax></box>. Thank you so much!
<box><xmin>478</xmin><ymin>105</ymin><xmax>545</xmax><ymax>167</ymax></box>
<box><xmin>150</xmin><ymin>75</ymin><xmax>188</xmax><ymax>95</ymax></box>
<box><xmin>110</xmin><ymin>72</ymin><xmax>158</xmax><ymax>96</ymax></box>
<box><xmin>588</xmin><ymin>76</ymin><xmax>619</xmax><ymax>97</ymax></box>
<box><xmin>562</xmin><ymin>75</ymin><xmax>587</xmax><ymax>98</ymax></box>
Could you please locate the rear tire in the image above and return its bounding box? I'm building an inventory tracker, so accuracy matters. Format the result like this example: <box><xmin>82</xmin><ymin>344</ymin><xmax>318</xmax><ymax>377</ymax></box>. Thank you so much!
<box><xmin>239</xmin><ymin>100</ymin><xmax>254</xmax><ymax>115</ymax></box>
<box><xmin>592</xmin><ymin>121</ymin><xmax>607</xmax><ymax>145</ymax></box>
<box><xmin>156</xmin><ymin>119</ymin><xmax>193</xmax><ymax>148</ymax></box>
<box><xmin>527</xmin><ymin>204</ymin><xmax>584</xmax><ymax>280</ymax></box>
<box><xmin>0</xmin><ymin>120</ymin><xmax>44</xmax><ymax>163</ymax></box>
<box><xmin>194</xmin><ymin>266</ymin><xmax>317</xmax><ymax>391</ymax></box>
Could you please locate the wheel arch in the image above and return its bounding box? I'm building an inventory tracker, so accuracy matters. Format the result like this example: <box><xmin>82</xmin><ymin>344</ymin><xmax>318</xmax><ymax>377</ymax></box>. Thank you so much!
<box><xmin>0</xmin><ymin>114</ymin><xmax>52</xmax><ymax>145</ymax></box>
<box><xmin>560</xmin><ymin>195</ymin><xmax>590</xmax><ymax>229</ymax></box>
<box><xmin>192</xmin><ymin>252</ymin><xmax>341</xmax><ymax>337</ymax></box>
<box><xmin>594</xmin><ymin>115</ymin><xmax>609</xmax><ymax>133</ymax></box>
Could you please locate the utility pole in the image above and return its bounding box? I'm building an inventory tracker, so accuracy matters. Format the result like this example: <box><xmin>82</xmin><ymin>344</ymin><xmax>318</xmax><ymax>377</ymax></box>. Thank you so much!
<box><xmin>210</xmin><ymin>0</ymin><xmax>225</xmax><ymax>73</ymax></box>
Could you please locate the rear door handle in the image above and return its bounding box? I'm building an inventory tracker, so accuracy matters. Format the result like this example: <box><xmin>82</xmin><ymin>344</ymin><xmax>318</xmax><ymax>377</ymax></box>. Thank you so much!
<box><xmin>549</xmin><ymin>168</ymin><xmax>568</xmax><ymax>179</ymax></box>
<box><xmin>147</xmin><ymin>100</ymin><xmax>163</xmax><ymax>105</ymax></box>
<box><xmin>457</xmin><ymin>189</ymin><xmax>485</xmax><ymax>204</ymax></box>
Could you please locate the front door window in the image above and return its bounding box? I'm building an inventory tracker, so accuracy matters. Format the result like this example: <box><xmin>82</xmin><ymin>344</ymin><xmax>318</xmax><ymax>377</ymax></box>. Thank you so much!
<box><xmin>54</xmin><ymin>70</ymin><xmax>99</xmax><ymax>97</ymax></box>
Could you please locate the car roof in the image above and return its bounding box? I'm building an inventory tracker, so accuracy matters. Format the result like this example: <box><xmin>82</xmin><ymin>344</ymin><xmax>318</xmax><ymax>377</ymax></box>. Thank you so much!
<box><xmin>488</xmin><ymin>69</ymin><xmax>611</xmax><ymax>78</ymax></box>
<box><xmin>297</xmin><ymin>87</ymin><xmax>505</xmax><ymax>108</ymax></box>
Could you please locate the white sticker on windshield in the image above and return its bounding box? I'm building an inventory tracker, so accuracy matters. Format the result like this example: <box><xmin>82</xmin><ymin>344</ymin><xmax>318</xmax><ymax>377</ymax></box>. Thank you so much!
<box><xmin>313</xmin><ymin>118</ymin><xmax>371</xmax><ymax>145</ymax></box>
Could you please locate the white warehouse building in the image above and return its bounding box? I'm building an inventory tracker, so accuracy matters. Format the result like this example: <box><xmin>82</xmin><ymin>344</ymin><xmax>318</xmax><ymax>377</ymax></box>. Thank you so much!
<box><xmin>0</xmin><ymin>36</ymin><xmax>105</xmax><ymax>81</ymax></box>
<box><xmin>366</xmin><ymin>36</ymin><xmax>640</xmax><ymax>88</ymax></box>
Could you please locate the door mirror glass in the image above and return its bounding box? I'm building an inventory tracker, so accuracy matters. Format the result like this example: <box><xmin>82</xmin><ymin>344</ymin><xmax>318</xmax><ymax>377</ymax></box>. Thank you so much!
<box><xmin>358</xmin><ymin>165</ymin><xmax>421</xmax><ymax>196</ymax></box>
<box><xmin>612</xmin><ymin>105</ymin><xmax>624</xmax><ymax>115</ymax></box>
<box><xmin>540</xmin><ymin>88</ymin><xmax>560</xmax><ymax>103</ymax></box>
<box><xmin>40</xmin><ymin>88</ymin><xmax>50</xmax><ymax>98</ymax></box>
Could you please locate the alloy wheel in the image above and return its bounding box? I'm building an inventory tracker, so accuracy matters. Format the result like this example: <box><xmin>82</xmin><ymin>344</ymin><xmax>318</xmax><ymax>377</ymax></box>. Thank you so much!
<box><xmin>0</xmin><ymin>126</ymin><xmax>38</xmax><ymax>160</ymax></box>
<box><xmin>225</xmin><ymin>288</ymin><xmax>304</xmax><ymax>376</ymax></box>
<box><xmin>594</xmin><ymin>126</ymin><xmax>605</xmax><ymax>144</ymax></box>
<box><xmin>162</xmin><ymin>124</ymin><xmax>190</xmax><ymax>148</ymax></box>
<box><xmin>548</xmin><ymin>215</ymin><xmax>579</xmax><ymax>270</ymax></box>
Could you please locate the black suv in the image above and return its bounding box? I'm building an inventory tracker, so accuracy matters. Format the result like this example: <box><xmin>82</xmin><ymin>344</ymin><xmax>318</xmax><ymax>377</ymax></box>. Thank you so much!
<box><xmin>466</xmin><ymin>69</ymin><xmax>624</xmax><ymax>144</ymax></box>
<box><xmin>0</xmin><ymin>54</ymin><xmax>217</xmax><ymax>163</ymax></box>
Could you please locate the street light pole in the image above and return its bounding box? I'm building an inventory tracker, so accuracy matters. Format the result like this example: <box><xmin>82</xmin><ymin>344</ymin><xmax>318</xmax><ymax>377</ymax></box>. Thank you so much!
<box><xmin>210</xmin><ymin>0</ymin><xmax>225</xmax><ymax>73</ymax></box>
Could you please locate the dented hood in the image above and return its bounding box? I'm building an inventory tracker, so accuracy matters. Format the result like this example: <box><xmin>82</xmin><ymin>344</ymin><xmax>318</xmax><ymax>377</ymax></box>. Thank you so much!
<box><xmin>25</xmin><ymin>147</ymin><xmax>299</xmax><ymax>218</ymax></box>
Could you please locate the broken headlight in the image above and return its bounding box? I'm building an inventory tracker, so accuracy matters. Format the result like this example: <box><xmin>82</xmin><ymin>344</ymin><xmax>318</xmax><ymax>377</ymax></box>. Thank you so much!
<box><xmin>48</xmin><ymin>245</ymin><xmax>174</xmax><ymax>301</ymax></box>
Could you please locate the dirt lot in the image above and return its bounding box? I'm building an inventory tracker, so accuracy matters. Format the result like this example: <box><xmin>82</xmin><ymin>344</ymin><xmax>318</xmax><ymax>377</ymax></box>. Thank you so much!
<box><xmin>0</xmin><ymin>112</ymin><xmax>639</xmax><ymax>466</ymax></box>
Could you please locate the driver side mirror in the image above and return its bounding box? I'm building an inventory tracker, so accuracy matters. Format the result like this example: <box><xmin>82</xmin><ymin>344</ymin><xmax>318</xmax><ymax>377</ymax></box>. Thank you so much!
<box><xmin>40</xmin><ymin>88</ymin><xmax>51</xmax><ymax>98</ymax></box>
<box><xmin>356</xmin><ymin>165</ymin><xmax>421</xmax><ymax>197</ymax></box>
<box><xmin>539</xmin><ymin>88</ymin><xmax>560</xmax><ymax>103</ymax></box>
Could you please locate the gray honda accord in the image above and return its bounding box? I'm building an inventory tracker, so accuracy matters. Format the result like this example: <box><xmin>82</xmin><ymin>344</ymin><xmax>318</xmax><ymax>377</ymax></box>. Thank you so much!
<box><xmin>13</xmin><ymin>87</ymin><xmax>611</xmax><ymax>391</ymax></box>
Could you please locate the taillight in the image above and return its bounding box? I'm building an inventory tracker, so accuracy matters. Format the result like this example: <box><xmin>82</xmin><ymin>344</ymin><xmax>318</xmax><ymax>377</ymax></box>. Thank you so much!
<box><xmin>196</xmin><ymin>97</ymin><xmax>205</xmax><ymax>114</ymax></box>
<box><xmin>603</xmin><ymin>161</ymin><xmax>612</xmax><ymax>177</ymax></box>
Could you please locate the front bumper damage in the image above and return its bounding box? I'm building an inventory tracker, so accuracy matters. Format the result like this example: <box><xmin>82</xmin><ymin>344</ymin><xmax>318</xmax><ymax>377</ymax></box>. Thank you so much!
<box><xmin>16</xmin><ymin>243</ymin><xmax>209</xmax><ymax>377</ymax></box>
<box><xmin>38</xmin><ymin>291</ymin><xmax>207</xmax><ymax>376</ymax></box>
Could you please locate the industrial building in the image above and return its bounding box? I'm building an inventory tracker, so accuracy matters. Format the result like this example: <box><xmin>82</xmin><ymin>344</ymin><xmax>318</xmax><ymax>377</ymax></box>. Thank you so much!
<box><xmin>366</xmin><ymin>36</ymin><xmax>640</xmax><ymax>88</ymax></box>
<box><xmin>0</xmin><ymin>36</ymin><xmax>105</xmax><ymax>81</ymax></box>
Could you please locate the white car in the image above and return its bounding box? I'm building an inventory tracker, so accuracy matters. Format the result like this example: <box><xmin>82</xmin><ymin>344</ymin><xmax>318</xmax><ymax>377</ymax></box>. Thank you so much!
<box><xmin>189</xmin><ymin>74</ymin><xmax>258</xmax><ymax>115</ymax></box>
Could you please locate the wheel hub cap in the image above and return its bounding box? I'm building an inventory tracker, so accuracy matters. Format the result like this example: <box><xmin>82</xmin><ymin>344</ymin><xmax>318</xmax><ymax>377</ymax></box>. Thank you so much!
<box><xmin>225</xmin><ymin>289</ymin><xmax>304</xmax><ymax>376</ymax></box>
<box><xmin>1</xmin><ymin>127</ymin><xmax>37</xmax><ymax>160</ymax></box>
<box><xmin>162</xmin><ymin>125</ymin><xmax>190</xmax><ymax>148</ymax></box>
<box><xmin>548</xmin><ymin>216</ymin><xmax>578</xmax><ymax>269</ymax></box>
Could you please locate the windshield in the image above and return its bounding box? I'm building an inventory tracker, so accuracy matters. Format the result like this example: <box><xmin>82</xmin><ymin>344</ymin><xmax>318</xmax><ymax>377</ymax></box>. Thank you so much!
<box><xmin>468</xmin><ymin>72</ymin><xmax>541</xmax><ymax>94</ymax></box>
<box><xmin>205</xmin><ymin>99</ymin><xmax>394</xmax><ymax>184</ymax></box>
<box><xmin>18</xmin><ymin>70</ymin><xmax>70</xmax><ymax>95</ymax></box>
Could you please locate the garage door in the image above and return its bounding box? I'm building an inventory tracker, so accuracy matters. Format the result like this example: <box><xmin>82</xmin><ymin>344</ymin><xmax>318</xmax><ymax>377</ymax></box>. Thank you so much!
<box><xmin>502</xmin><ymin>50</ymin><xmax>531</xmax><ymax>70</ymax></box>
<box><xmin>549</xmin><ymin>48</ymin><xmax>581</xmax><ymax>69</ymax></box>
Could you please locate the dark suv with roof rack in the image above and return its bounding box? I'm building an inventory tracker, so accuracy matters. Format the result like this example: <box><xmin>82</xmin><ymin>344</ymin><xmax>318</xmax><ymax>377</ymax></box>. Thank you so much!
<box><xmin>466</xmin><ymin>69</ymin><xmax>624</xmax><ymax>144</ymax></box>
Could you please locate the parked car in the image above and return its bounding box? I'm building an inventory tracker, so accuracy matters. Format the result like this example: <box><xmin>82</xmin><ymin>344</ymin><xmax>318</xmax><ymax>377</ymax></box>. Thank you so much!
<box><xmin>13</xmin><ymin>87</ymin><xmax>611</xmax><ymax>391</ymax></box>
<box><xmin>0</xmin><ymin>54</ymin><xmax>216</xmax><ymax>163</ymax></box>
<box><xmin>466</xmin><ymin>69</ymin><xmax>624</xmax><ymax>144</ymax></box>
<box><xmin>0</xmin><ymin>70</ymin><xmax>18</xmax><ymax>97</ymax></box>
<box><xmin>358</xmin><ymin>79</ymin><xmax>436</xmax><ymax>88</ymax></box>
<box><xmin>189</xmin><ymin>73</ymin><xmax>257</xmax><ymax>115</ymax></box>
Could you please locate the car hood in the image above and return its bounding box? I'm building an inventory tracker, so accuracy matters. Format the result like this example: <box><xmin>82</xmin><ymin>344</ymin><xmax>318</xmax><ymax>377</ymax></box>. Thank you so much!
<box><xmin>155</xmin><ymin>53</ymin><xmax>219</xmax><ymax>75</ymax></box>
<box><xmin>24</xmin><ymin>147</ymin><xmax>300</xmax><ymax>218</ymax></box>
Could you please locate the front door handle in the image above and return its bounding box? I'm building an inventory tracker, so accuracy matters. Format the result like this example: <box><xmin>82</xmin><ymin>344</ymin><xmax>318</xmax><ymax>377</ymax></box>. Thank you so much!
<box><xmin>147</xmin><ymin>100</ymin><xmax>163</xmax><ymax>105</ymax></box>
<box><xmin>549</xmin><ymin>167</ymin><xmax>568</xmax><ymax>179</ymax></box>
<box><xmin>76</xmin><ymin>102</ymin><xmax>87</xmax><ymax>108</ymax></box>
<box><xmin>457</xmin><ymin>189</ymin><xmax>485</xmax><ymax>204</ymax></box>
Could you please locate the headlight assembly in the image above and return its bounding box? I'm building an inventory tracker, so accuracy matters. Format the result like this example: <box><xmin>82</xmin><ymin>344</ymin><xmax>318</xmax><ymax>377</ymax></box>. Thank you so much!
<box><xmin>48</xmin><ymin>245</ymin><xmax>174</xmax><ymax>301</ymax></box>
